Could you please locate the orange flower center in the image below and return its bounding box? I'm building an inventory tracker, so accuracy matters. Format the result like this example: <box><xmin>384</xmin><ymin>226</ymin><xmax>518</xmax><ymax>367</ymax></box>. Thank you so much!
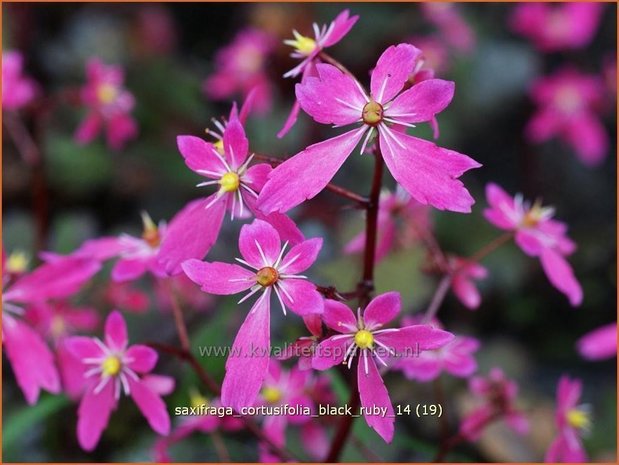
<box><xmin>256</xmin><ymin>266</ymin><xmax>279</xmax><ymax>287</ymax></box>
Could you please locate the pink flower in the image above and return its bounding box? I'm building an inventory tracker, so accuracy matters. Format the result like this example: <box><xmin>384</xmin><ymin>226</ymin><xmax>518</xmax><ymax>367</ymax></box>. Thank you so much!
<box><xmin>460</xmin><ymin>368</ymin><xmax>529</xmax><ymax>441</ymax></box>
<box><xmin>65</xmin><ymin>311</ymin><xmax>172</xmax><ymax>451</ymax></box>
<box><xmin>395</xmin><ymin>317</ymin><xmax>479</xmax><ymax>381</ymax></box>
<box><xmin>2</xmin><ymin>50</ymin><xmax>38</xmax><ymax>110</ymax></box>
<box><xmin>449</xmin><ymin>256</ymin><xmax>488</xmax><ymax>310</ymax></box>
<box><xmin>183</xmin><ymin>219</ymin><xmax>323</xmax><ymax>411</ymax></box>
<box><xmin>407</xmin><ymin>36</ymin><xmax>450</xmax><ymax>80</ymax></box>
<box><xmin>345</xmin><ymin>187</ymin><xmax>432</xmax><ymax>262</ymax></box>
<box><xmin>510</xmin><ymin>3</ymin><xmax>603</xmax><ymax>52</ymax></box>
<box><xmin>104</xmin><ymin>281</ymin><xmax>150</xmax><ymax>313</ymax></box>
<box><xmin>312</xmin><ymin>292</ymin><xmax>453</xmax><ymax>442</ymax></box>
<box><xmin>74</xmin><ymin>58</ymin><xmax>138</xmax><ymax>151</ymax></box>
<box><xmin>526</xmin><ymin>67</ymin><xmax>609</xmax><ymax>166</ymax></box>
<box><xmin>421</xmin><ymin>3</ymin><xmax>476</xmax><ymax>54</ymax></box>
<box><xmin>484</xmin><ymin>183</ymin><xmax>582</xmax><ymax>306</ymax></box>
<box><xmin>158</xmin><ymin>110</ymin><xmax>304</xmax><ymax>275</ymax></box>
<box><xmin>278</xmin><ymin>10</ymin><xmax>359</xmax><ymax>138</ymax></box>
<box><xmin>2</xmin><ymin>252</ymin><xmax>100</xmax><ymax>404</ymax></box>
<box><xmin>577</xmin><ymin>322</ymin><xmax>616</xmax><ymax>361</ymax></box>
<box><xmin>545</xmin><ymin>375</ymin><xmax>589</xmax><ymax>462</ymax></box>
<box><xmin>258</xmin><ymin>43</ymin><xmax>480</xmax><ymax>215</ymax></box>
<box><xmin>203</xmin><ymin>28</ymin><xmax>274</xmax><ymax>114</ymax></box>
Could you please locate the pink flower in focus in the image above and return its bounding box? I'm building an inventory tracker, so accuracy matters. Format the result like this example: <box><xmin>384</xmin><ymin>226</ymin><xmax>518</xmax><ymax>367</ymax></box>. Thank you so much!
<box><xmin>510</xmin><ymin>3</ymin><xmax>603</xmax><ymax>52</ymax></box>
<box><xmin>203</xmin><ymin>28</ymin><xmax>274</xmax><ymax>114</ymax></box>
<box><xmin>75</xmin><ymin>58</ymin><xmax>138</xmax><ymax>151</ymax></box>
<box><xmin>258</xmin><ymin>44</ymin><xmax>481</xmax><ymax>215</ymax></box>
<box><xmin>278</xmin><ymin>10</ymin><xmax>359</xmax><ymax>138</ymax></box>
<box><xmin>577</xmin><ymin>322</ymin><xmax>617</xmax><ymax>361</ymax></box>
<box><xmin>345</xmin><ymin>187</ymin><xmax>432</xmax><ymax>263</ymax></box>
<box><xmin>449</xmin><ymin>256</ymin><xmax>488</xmax><ymax>310</ymax></box>
<box><xmin>460</xmin><ymin>368</ymin><xmax>529</xmax><ymax>441</ymax></box>
<box><xmin>484</xmin><ymin>183</ymin><xmax>582</xmax><ymax>306</ymax></box>
<box><xmin>158</xmin><ymin>109</ymin><xmax>304</xmax><ymax>275</ymax></box>
<box><xmin>312</xmin><ymin>292</ymin><xmax>453</xmax><ymax>442</ymax></box>
<box><xmin>545</xmin><ymin>375</ymin><xmax>589</xmax><ymax>462</ymax></box>
<box><xmin>421</xmin><ymin>3</ymin><xmax>476</xmax><ymax>54</ymax></box>
<box><xmin>395</xmin><ymin>316</ymin><xmax>479</xmax><ymax>381</ymax></box>
<box><xmin>2</xmin><ymin>50</ymin><xmax>38</xmax><ymax>110</ymax></box>
<box><xmin>183</xmin><ymin>219</ymin><xmax>323</xmax><ymax>411</ymax></box>
<box><xmin>526</xmin><ymin>67</ymin><xmax>609</xmax><ymax>167</ymax></box>
<box><xmin>65</xmin><ymin>311</ymin><xmax>172</xmax><ymax>450</ymax></box>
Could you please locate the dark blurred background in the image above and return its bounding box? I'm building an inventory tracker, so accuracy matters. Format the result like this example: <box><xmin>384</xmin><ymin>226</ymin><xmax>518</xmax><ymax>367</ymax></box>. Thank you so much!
<box><xmin>2</xmin><ymin>3</ymin><xmax>616</xmax><ymax>462</ymax></box>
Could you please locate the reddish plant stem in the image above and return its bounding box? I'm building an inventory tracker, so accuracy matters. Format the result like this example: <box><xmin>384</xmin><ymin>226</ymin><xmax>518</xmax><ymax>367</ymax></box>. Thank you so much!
<box><xmin>325</xmin><ymin>146</ymin><xmax>385</xmax><ymax>463</ymax></box>
<box><xmin>433</xmin><ymin>412</ymin><xmax>502</xmax><ymax>462</ymax></box>
<box><xmin>467</xmin><ymin>232</ymin><xmax>513</xmax><ymax>265</ymax></box>
<box><xmin>319</xmin><ymin>51</ymin><xmax>356</xmax><ymax>78</ymax></box>
<box><xmin>423</xmin><ymin>275</ymin><xmax>452</xmax><ymax>323</ymax></box>
<box><xmin>166</xmin><ymin>279</ymin><xmax>191</xmax><ymax>352</ymax></box>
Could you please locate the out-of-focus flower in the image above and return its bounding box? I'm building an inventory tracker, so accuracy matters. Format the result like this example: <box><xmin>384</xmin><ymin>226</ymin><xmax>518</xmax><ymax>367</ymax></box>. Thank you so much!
<box><xmin>421</xmin><ymin>3</ymin><xmax>476</xmax><ymax>54</ymax></box>
<box><xmin>484</xmin><ymin>183</ymin><xmax>582</xmax><ymax>306</ymax></box>
<box><xmin>277</xmin><ymin>313</ymin><xmax>323</xmax><ymax>370</ymax></box>
<box><xmin>577</xmin><ymin>322</ymin><xmax>617</xmax><ymax>361</ymax></box>
<box><xmin>278</xmin><ymin>9</ymin><xmax>358</xmax><ymax>137</ymax></box>
<box><xmin>158</xmin><ymin>107</ymin><xmax>304</xmax><ymax>275</ymax></box>
<box><xmin>203</xmin><ymin>28</ymin><xmax>274</xmax><ymax>114</ymax></box>
<box><xmin>510</xmin><ymin>3</ymin><xmax>603</xmax><ymax>52</ymax></box>
<box><xmin>312</xmin><ymin>292</ymin><xmax>453</xmax><ymax>442</ymax></box>
<box><xmin>65</xmin><ymin>310</ymin><xmax>172</xmax><ymax>451</ymax></box>
<box><xmin>395</xmin><ymin>316</ymin><xmax>479</xmax><ymax>381</ymax></box>
<box><xmin>526</xmin><ymin>67</ymin><xmax>609</xmax><ymax>167</ymax></box>
<box><xmin>4</xmin><ymin>249</ymin><xmax>30</xmax><ymax>278</ymax></box>
<box><xmin>74</xmin><ymin>58</ymin><xmax>138</xmax><ymax>150</ymax></box>
<box><xmin>545</xmin><ymin>375</ymin><xmax>589</xmax><ymax>462</ymax></box>
<box><xmin>449</xmin><ymin>256</ymin><xmax>488</xmax><ymax>310</ymax></box>
<box><xmin>183</xmin><ymin>219</ymin><xmax>323</xmax><ymax>411</ymax></box>
<box><xmin>460</xmin><ymin>368</ymin><xmax>529</xmax><ymax>441</ymax></box>
<box><xmin>133</xmin><ymin>5</ymin><xmax>177</xmax><ymax>56</ymax></box>
<box><xmin>407</xmin><ymin>36</ymin><xmax>450</xmax><ymax>82</ymax></box>
<box><xmin>2</xmin><ymin>50</ymin><xmax>38</xmax><ymax>110</ymax></box>
<box><xmin>258</xmin><ymin>44</ymin><xmax>480</xmax><ymax>215</ymax></box>
<box><xmin>345</xmin><ymin>187</ymin><xmax>431</xmax><ymax>263</ymax></box>
<box><xmin>104</xmin><ymin>281</ymin><xmax>150</xmax><ymax>313</ymax></box>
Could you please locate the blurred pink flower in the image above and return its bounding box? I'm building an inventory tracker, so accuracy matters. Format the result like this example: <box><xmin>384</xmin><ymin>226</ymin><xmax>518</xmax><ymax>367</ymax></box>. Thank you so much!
<box><xmin>278</xmin><ymin>9</ymin><xmax>359</xmax><ymax>137</ymax></box>
<box><xmin>510</xmin><ymin>3</ymin><xmax>603</xmax><ymax>52</ymax></box>
<box><xmin>104</xmin><ymin>281</ymin><xmax>150</xmax><ymax>313</ymax></box>
<box><xmin>134</xmin><ymin>5</ymin><xmax>177</xmax><ymax>56</ymax></box>
<box><xmin>545</xmin><ymin>375</ymin><xmax>589</xmax><ymax>462</ymax></box>
<box><xmin>421</xmin><ymin>3</ymin><xmax>476</xmax><ymax>54</ymax></box>
<box><xmin>577</xmin><ymin>322</ymin><xmax>617</xmax><ymax>361</ymax></box>
<box><xmin>65</xmin><ymin>310</ymin><xmax>172</xmax><ymax>451</ymax></box>
<box><xmin>526</xmin><ymin>67</ymin><xmax>609</xmax><ymax>166</ymax></box>
<box><xmin>183</xmin><ymin>219</ymin><xmax>323</xmax><ymax>411</ymax></box>
<box><xmin>449</xmin><ymin>256</ymin><xmax>488</xmax><ymax>310</ymax></box>
<box><xmin>407</xmin><ymin>36</ymin><xmax>450</xmax><ymax>80</ymax></box>
<box><xmin>2</xmin><ymin>50</ymin><xmax>38</xmax><ymax>110</ymax></box>
<box><xmin>203</xmin><ymin>28</ymin><xmax>274</xmax><ymax>114</ymax></box>
<box><xmin>276</xmin><ymin>313</ymin><xmax>323</xmax><ymax>370</ymax></box>
<box><xmin>312</xmin><ymin>292</ymin><xmax>453</xmax><ymax>442</ymax></box>
<box><xmin>258</xmin><ymin>44</ymin><xmax>480</xmax><ymax>215</ymax></box>
<box><xmin>484</xmin><ymin>183</ymin><xmax>582</xmax><ymax>306</ymax></box>
<box><xmin>75</xmin><ymin>58</ymin><xmax>138</xmax><ymax>150</ymax></box>
<box><xmin>460</xmin><ymin>368</ymin><xmax>529</xmax><ymax>441</ymax></box>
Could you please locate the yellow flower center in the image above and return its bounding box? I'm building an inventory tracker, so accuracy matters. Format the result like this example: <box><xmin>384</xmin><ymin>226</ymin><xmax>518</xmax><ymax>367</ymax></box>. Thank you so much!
<box><xmin>97</xmin><ymin>83</ymin><xmax>118</xmax><ymax>105</ymax></box>
<box><xmin>6</xmin><ymin>251</ymin><xmax>29</xmax><ymax>274</ymax></box>
<box><xmin>141</xmin><ymin>211</ymin><xmax>161</xmax><ymax>248</ymax></box>
<box><xmin>285</xmin><ymin>31</ymin><xmax>317</xmax><ymax>56</ymax></box>
<box><xmin>219</xmin><ymin>172</ymin><xmax>240</xmax><ymax>193</ymax></box>
<box><xmin>521</xmin><ymin>200</ymin><xmax>547</xmax><ymax>228</ymax></box>
<box><xmin>362</xmin><ymin>101</ymin><xmax>384</xmax><ymax>126</ymax></box>
<box><xmin>50</xmin><ymin>316</ymin><xmax>66</xmax><ymax>338</ymax></box>
<box><xmin>256</xmin><ymin>266</ymin><xmax>279</xmax><ymax>287</ymax></box>
<box><xmin>567</xmin><ymin>408</ymin><xmax>591</xmax><ymax>430</ymax></box>
<box><xmin>101</xmin><ymin>355</ymin><xmax>122</xmax><ymax>377</ymax></box>
<box><xmin>190</xmin><ymin>392</ymin><xmax>209</xmax><ymax>410</ymax></box>
<box><xmin>213</xmin><ymin>139</ymin><xmax>225</xmax><ymax>155</ymax></box>
<box><xmin>354</xmin><ymin>329</ymin><xmax>374</xmax><ymax>349</ymax></box>
<box><xmin>262</xmin><ymin>386</ymin><xmax>283</xmax><ymax>404</ymax></box>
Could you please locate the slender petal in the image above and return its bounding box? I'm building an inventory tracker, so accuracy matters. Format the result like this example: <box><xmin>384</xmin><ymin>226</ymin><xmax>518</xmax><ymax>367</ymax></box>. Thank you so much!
<box><xmin>322</xmin><ymin>299</ymin><xmax>358</xmax><ymax>332</ymax></box>
<box><xmin>539</xmin><ymin>248</ymin><xmax>583</xmax><ymax>306</ymax></box>
<box><xmin>104</xmin><ymin>310</ymin><xmax>128</xmax><ymax>351</ymax></box>
<box><xmin>126</xmin><ymin>345</ymin><xmax>159</xmax><ymax>373</ymax></box>
<box><xmin>370</xmin><ymin>44</ymin><xmax>421</xmax><ymax>103</ymax></box>
<box><xmin>111</xmin><ymin>258</ymin><xmax>148</xmax><ymax>282</ymax></box>
<box><xmin>77</xmin><ymin>382</ymin><xmax>116</xmax><ymax>451</ymax></box>
<box><xmin>357</xmin><ymin>354</ymin><xmax>395</xmax><ymax>442</ymax></box>
<box><xmin>278</xmin><ymin>279</ymin><xmax>324</xmax><ymax>315</ymax></box>
<box><xmin>363</xmin><ymin>291</ymin><xmax>401</xmax><ymax>330</ymax></box>
<box><xmin>312</xmin><ymin>336</ymin><xmax>352</xmax><ymax>370</ymax></box>
<box><xmin>279</xmin><ymin>238</ymin><xmax>323</xmax><ymax>274</ymax></box>
<box><xmin>176</xmin><ymin>135</ymin><xmax>226</xmax><ymax>175</ymax></box>
<box><xmin>386</xmin><ymin>79</ymin><xmax>455</xmax><ymax>123</ymax></box>
<box><xmin>238</xmin><ymin>219</ymin><xmax>281</xmax><ymax>267</ymax></box>
<box><xmin>182</xmin><ymin>259</ymin><xmax>255</xmax><ymax>294</ymax></box>
<box><xmin>223</xmin><ymin>117</ymin><xmax>249</xmax><ymax>169</ymax></box>
<box><xmin>377</xmin><ymin>325</ymin><xmax>454</xmax><ymax>353</ymax></box>
<box><xmin>129</xmin><ymin>377</ymin><xmax>171</xmax><ymax>435</ymax></box>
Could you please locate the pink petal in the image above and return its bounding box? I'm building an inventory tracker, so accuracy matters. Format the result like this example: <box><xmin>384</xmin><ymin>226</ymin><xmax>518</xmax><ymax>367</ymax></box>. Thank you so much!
<box><xmin>278</xmin><ymin>279</ymin><xmax>324</xmax><ymax>315</ymax></box>
<box><xmin>73</xmin><ymin>237</ymin><xmax>127</xmax><ymax>261</ymax></box>
<box><xmin>301</xmin><ymin>421</ymin><xmax>329</xmax><ymax>460</ymax></box>
<box><xmin>158</xmin><ymin>196</ymin><xmax>227</xmax><ymax>275</ymax></box>
<box><xmin>323</xmin><ymin>10</ymin><xmax>359</xmax><ymax>47</ymax></box>
<box><xmin>312</xmin><ymin>336</ymin><xmax>353</xmax><ymax>370</ymax></box>
<box><xmin>74</xmin><ymin>113</ymin><xmax>102</xmax><ymax>145</ymax></box>
<box><xmin>358</xmin><ymin>353</ymin><xmax>394</xmax><ymax>442</ymax></box>
<box><xmin>244</xmin><ymin>195</ymin><xmax>306</xmax><ymax>245</ymax></box>
<box><xmin>386</xmin><ymin>79</ymin><xmax>455</xmax><ymax>123</ymax></box>
<box><xmin>539</xmin><ymin>248</ymin><xmax>583</xmax><ymax>306</ymax></box>
<box><xmin>239</xmin><ymin>219</ymin><xmax>281</xmax><ymax>267</ymax></box>
<box><xmin>182</xmin><ymin>259</ymin><xmax>255</xmax><ymax>294</ymax></box>
<box><xmin>277</xmin><ymin>100</ymin><xmax>302</xmax><ymax>139</ymax></box>
<box><xmin>141</xmin><ymin>374</ymin><xmax>176</xmax><ymax>396</ymax></box>
<box><xmin>564</xmin><ymin>112</ymin><xmax>608</xmax><ymax>167</ymax></box>
<box><xmin>57</xmin><ymin>339</ymin><xmax>88</xmax><ymax>399</ymax></box>
<box><xmin>106</xmin><ymin>113</ymin><xmax>138</xmax><ymax>151</ymax></box>
<box><xmin>223</xmin><ymin>116</ymin><xmax>249</xmax><ymax>168</ymax></box>
<box><xmin>451</xmin><ymin>274</ymin><xmax>482</xmax><ymax>309</ymax></box>
<box><xmin>221</xmin><ymin>296</ymin><xmax>271</xmax><ymax>411</ymax></box>
<box><xmin>296</xmin><ymin>63</ymin><xmax>367</xmax><ymax>126</ymax></box>
<box><xmin>557</xmin><ymin>375</ymin><xmax>582</xmax><ymax>411</ymax></box>
<box><xmin>257</xmin><ymin>128</ymin><xmax>365</xmax><ymax>214</ymax></box>
<box><xmin>77</xmin><ymin>382</ymin><xmax>116</xmax><ymax>451</ymax></box>
<box><xmin>129</xmin><ymin>377</ymin><xmax>171</xmax><ymax>435</ymax></box>
<box><xmin>111</xmin><ymin>258</ymin><xmax>148</xmax><ymax>282</ymax></box>
<box><xmin>126</xmin><ymin>345</ymin><xmax>158</xmax><ymax>373</ymax></box>
<box><xmin>484</xmin><ymin>183</ymin><xmax>518</xmax><ymax>230</ymax></box>
<box><xmin>104</xmin><ymin>310</ymin><xmax>128</xmax><ymax>351</ymax></box>
<box><xmin>279</xmin><ymin>237</ymin><xmax>322</xmax><ymax>274</ymax></box>
<box><xmin>379</xmin><ymin>130</ymin><xmax>480</xmax><ymax>213</ymax></box>
<box><xmin>376</xmin><ymin>325</ymin><xmax>454</xmax><ymax>353</ymax></box>
<box><xmin>370</xmin><ymin>43</ymin><xmax>421</xmax><ymax>103</ymax></box>
<box><xmin>176</xmin><ymin>135</ymin><xmax>226</xmax><ymax>175</ymax></box>
<box><xmin>577</xmin><ymin>322</ymin><xmax>617</xmax><ymax>360</ymax></box>
<box><xmin>322</xmin><ymin>299</ymin><xmax>358</xmax><ymax>332</ymax></box>
<box><xmin>244</xmin><ymin>163</ymin><xmax>271</xmax><ymax>192</ymax></box>
<box><xmin>363</xmin><ymin>291</ymin><xmax>401</xmax><ymax>330</ymax></box>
